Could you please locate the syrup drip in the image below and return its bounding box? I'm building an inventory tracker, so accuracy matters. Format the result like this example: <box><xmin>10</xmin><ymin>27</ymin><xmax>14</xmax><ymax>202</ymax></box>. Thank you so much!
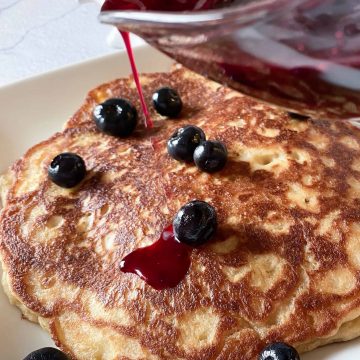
<box><xmin>102</xmin><ymin>0</ymin><xmax>153</xmax><ymax>128</ymax></box>
<box><xmin>120</xmin><ymin>31</ymin><xmax>153</xmax><ymax>129</ymax></box>
<box><xmin>120</xmin><ymin>225</ymin><xmax>191</xmax><ymax>290</ymax></box>
<box><xmin>101</xmin><ymin>0</ymin><xmax>230</xmax><ymax>129</ymax></box>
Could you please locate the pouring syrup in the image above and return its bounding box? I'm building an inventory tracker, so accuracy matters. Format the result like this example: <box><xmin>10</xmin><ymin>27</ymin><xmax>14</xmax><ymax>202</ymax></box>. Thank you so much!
<box><xmin>101</xmin><ymin>0</ymin><xmax>231</xmax><ymax>127</ymax></box>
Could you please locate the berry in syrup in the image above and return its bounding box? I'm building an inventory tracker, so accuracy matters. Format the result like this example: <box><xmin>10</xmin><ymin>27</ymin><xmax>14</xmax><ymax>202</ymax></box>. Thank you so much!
<box><xmin>120</xmin><ymin>200</ymin><xmax>217</xmax><ymax>289</ymax></box>
<box><xmin>120</xmin><ymin>225</ymin><xmax>191</xmax><ymax>290</ymax></box>
<box><xmin>288</xmin><ymin>112</ymin><xmax>310</xmax><ymax>121</ymax></box>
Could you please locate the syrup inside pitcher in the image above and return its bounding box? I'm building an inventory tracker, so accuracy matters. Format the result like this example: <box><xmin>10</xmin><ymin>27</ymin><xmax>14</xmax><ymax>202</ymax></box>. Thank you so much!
<box><xmin>100</xmin><ymin>0</ymin><xmax>360</xmax><ymax>120</ymax></box>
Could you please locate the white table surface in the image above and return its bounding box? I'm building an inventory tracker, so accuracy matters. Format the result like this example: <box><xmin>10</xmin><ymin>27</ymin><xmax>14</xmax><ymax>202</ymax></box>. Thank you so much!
<box><xmin>0</xmin><ymin>0</ymin><xmax>143</xmax><ymax>86</ymax></box>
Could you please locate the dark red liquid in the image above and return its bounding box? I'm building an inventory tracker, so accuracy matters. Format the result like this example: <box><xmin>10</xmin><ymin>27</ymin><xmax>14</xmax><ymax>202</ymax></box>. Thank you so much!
<box><xmin>102</xmin><ymin>0</ymin><xmax>228</xmax><ymax>128</ymax></box>
<box><xmin>120</xmin><ymin>31</ymin><xmax>153</xmax><ymax>128</ymax></box>
<box><xmin>102</xmin><ymin>0</ymin><xmax>360</xmax><ymax>119</ymax></box>
<box><xmin>103</xmin><ymin>0</ymin><xmax>154</xmax><ymax>128</ymax></box>
<box><xmin>120</xmin><ymin>225</ymin><xmax>191</xmax><ymax>290</ymax></box>
<box><xmin>101</xmin><ymin>0</ymin><xmax>227</xmax><ymax>11</ymax></box>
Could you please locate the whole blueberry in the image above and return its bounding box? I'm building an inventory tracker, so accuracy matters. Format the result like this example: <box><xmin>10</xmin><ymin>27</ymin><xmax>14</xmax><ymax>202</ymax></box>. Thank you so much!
<box><xmin>93</xmin><ymin>98</ymin><xmax>138</xmax><ymax>137</ymax></box>
<box><xmin>48</xmin><ymin>153</ymin><xmax>86</xmax><ymax>188</ymax></box>
<box><xmin>173</xmin><ymin>200</ymin><xmax>217</xmax><ymax>246</ymax></box>
<box><xmin>23</xmin><ymin>347</ymin><xmax>69</xmax><ymax>360</ymax></box>
<box><xmin>258</xmin><ymin>342</ymin><xmax>300</xmax><ymax>360</ymax></box>
<box><xmin>167</xmin><ymin>125</ymin><xmax>206</xmax><ymax>163</ymax></box>
<box><xmin>152</xmin><ymin>87</ymin><xmax>183</xmax><ymax>117</ymax></box>
<box><xmin>288</xmin><ymin>112</ymin><xmax>309</xmax><ymax>121</ymax></box>
<box><xmin>193</xmin><ymin>140</ymin><xmax>228</xmax><ymax>173</ymax></box>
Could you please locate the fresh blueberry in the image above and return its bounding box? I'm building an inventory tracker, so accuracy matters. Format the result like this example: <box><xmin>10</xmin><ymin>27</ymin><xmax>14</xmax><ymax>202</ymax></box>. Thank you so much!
<box><xmin>173</xmin><ymin>200</ymin><xmax>217</xmax><ymax>246</ymax></box>
<box><xmin>167</xmin><ymin>125</ymin><xmax>206</xmax><ymax>163</ymax></box>
<box><xmin>93</xmin><ymin>98</ymin><xmax>138</xmax><ymax>137</ymax></box>
<box><xmin>23</xmin><ymin>347</ymin><xmax>69</xmax><ymax>360</ymax></box>
<box><xmin>258</xmin><ymin>342</ymin><xmax>300</xmax><ymax>360</ymax></box>
<box><xmin>193</xmin><ymin>140</ymin><xmax>227</xmax><ymax>173</ymax></box>
<box><xmin>152</xmin><ymin>87</ymin><xmax>183</xmax><ymax>117</ymax></box>
<box><xmin>48</xmin><ymin>153</ymin><xmax>86</xmax><ymax>188</ymax></box>
<box><xmin>288</xmin><ymin>112</ymin><xmax>309</xmax><ymax>121</ymax></box>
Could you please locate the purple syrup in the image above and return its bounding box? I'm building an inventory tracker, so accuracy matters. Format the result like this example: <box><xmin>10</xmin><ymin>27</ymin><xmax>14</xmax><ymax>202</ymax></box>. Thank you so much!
<box><xmin>120</xmin><ymin>31</ymin><xmax>153</xmax><ymax>128</ymax></box>
<box><xmin>120</xmin><ymin>225</ymin><xmax>191</xmax><ymax>290</ymax></box>
<box><xmin>101</xmin><ymin>0</ymin><xmax>235</xmax><ymax>128</ymax></box>
<box><xmin>101</xmin><ymin>0</ymin><xmax>227</xmax><ymax>128</ymax></box>
<box><xmin>101</xmin><ymin>0</ymin><xmax>227</xmax><ymax>11</ymax></box>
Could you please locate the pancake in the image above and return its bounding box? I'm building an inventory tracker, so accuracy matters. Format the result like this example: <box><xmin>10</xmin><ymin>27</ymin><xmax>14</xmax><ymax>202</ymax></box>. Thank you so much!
<box><xmin>2</xmin><ymin>66</ymin><xmax>360</xmax><ymax>360</ymax></box>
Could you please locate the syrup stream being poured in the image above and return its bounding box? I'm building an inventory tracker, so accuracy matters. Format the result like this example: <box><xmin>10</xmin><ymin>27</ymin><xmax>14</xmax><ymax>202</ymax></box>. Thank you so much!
<box><xmin>102</xmin><ymin>0</ymin><xmax>153</xmax><ymax>128</ymax></box>
<box><xmin>120</xmin><ymin>31</ymin><xmax>153</xmax><ymax>128</ymax></box>
<box><xmin>101</xmin><ymin>0</ymin><xmax>226</xmax><ymax>129</ymax></box>
<box><xmin>120</xmin><ymin>225</ymin><xmax>191</xmax><ymax>290</ymax></box>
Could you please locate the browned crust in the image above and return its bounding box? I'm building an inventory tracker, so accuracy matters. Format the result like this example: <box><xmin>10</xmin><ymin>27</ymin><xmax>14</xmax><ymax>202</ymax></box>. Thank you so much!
<box><xmin>1</xmin><ymin>67</ymin><xmax>360</xmax><ymax>359</ymax></box>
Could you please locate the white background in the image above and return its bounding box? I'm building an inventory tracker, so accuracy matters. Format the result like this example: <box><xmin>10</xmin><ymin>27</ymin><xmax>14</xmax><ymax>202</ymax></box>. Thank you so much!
<box><xmin>0</xmin><ymin>0</ymin><xmax>115</xmax><ymax>85</ymax></box>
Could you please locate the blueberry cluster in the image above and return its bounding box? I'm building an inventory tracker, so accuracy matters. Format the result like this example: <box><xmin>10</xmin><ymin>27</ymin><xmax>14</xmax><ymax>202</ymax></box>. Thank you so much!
<box><xmin>167</xmin><ymin>125</ymin><xmax>227</xmax><ymax>173</ymax></box>
<box><xmin>48</xmin><ymin>87</ymin><xmax>227</xmax><ymax>188</ymax></box>
<box><xmin>47</xmin><ymin>87</ymin><xmax>184</xmax><ymax>189</ymax></box>
<box><xmin>92</xmin><ymin>87</ymin><xmax>183</xmax><ymax>138</ymax></box>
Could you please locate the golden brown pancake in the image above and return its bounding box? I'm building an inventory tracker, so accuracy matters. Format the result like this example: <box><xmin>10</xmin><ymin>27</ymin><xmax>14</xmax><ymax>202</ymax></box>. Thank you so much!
<box><xmin>2</xmin><ymin>66</ymin><xmax>360</xmax><ymax>360</ymax></box>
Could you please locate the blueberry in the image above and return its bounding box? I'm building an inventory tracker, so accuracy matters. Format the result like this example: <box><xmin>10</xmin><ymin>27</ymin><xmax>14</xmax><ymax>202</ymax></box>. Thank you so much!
<box><xmin>193</xmin><ymin>140</ymin><xmax>227</xmax><ymax>173</ymax></box>
<box><xmin>173</xmin><ymin>200</ymin><xmax>217</xmax><ymax>246</ymax></box>
<box><xmin>93</xmin><ymin>98</ymin><xmax>138</xmax><ymax>137</ymax></box>
<box><xmin>23</xmin><ymin>347</ymin><xmax>69</xmax><ymax>360</ymax></box>
<box><xmin>288</xmin><ymin>112</ymin><xmax>309</xmax><ymax>121</ymax></box>
<box><xmin>152</xmin><ymin>87</ymin><xmax>183</xmax><ymax>117</ymax></box>
<box><xmin>48</xmin><ymin>153</ymin><xmax>86</xmax><ymax>188</ymax></box>
<box><xmin>258</xmin><ymin>342</ymin><xmax>300</xmax><ymax>360</ymax></box>
<box><xmin>167</xmin><ymin>125</ymin><xmax>206</xmax><ymax>163</ymax></box>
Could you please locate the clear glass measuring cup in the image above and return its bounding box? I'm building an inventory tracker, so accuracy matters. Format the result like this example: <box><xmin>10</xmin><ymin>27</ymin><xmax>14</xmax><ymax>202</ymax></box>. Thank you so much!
<box><xmin>99</xmin><ymin>0</ymin><xmax>360</xmax><ymax>120</ymax></box>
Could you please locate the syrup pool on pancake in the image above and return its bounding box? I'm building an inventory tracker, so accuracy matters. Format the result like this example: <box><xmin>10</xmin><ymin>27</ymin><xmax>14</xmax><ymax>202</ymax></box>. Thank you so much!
<box><xmin>120</xmin><ymin>199</ymin><xmax>217</xmax><ymax>290</ymax></box>
<box><xmin>119</xmin><ymin>225</ymin><xmax>191</xmax><ymax>290</ymax></box>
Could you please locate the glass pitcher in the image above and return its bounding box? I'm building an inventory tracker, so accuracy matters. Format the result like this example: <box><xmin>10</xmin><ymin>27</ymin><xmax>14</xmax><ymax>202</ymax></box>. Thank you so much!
<box><xmin>99</xmin><ymin>0</ymin><xmax>360</xmax><ymax>120</ymax></box>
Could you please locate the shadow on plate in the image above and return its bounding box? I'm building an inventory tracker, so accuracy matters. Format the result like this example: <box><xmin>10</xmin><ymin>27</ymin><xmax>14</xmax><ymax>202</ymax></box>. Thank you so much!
<box><xmin>302</xmin><ymin>337</ymin><xmax>360</xmax><ymax>360</ymax></box>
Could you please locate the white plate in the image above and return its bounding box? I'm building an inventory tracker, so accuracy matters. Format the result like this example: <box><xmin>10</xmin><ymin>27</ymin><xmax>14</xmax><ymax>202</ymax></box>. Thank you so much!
<box><xmin>0</xmin><ymin>45</ymin><xmax>360</xmax><ymax>360</ymax></box>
